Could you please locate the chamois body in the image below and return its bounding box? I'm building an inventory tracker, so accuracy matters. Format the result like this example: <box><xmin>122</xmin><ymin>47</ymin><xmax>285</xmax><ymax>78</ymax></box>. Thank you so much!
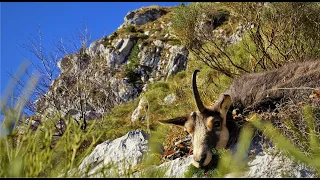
<box><xmin>159</xmin><ymin>60</ymin><xmax>320</xmax><ymax>168</ymax></box>
<box><xmin>227</xmin><ymin>60</ymin><xmax>320</xmax><ymax>112</ymax></box>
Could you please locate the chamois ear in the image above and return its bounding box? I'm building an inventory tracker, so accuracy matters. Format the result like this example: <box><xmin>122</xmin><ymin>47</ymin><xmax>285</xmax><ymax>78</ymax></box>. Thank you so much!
<box><xmin>158</xmin><ymin>116</ymin><xmax>188</xmax><ymax>127</ymax></box>
<box><xmin>219</xmin><ymin>94</ymin><xmax>232</xmax><ymax>114</ymax></box>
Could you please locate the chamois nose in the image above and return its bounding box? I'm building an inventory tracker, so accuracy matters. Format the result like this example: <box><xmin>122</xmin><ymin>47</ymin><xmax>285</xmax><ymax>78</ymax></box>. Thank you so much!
<box><xmin>198</xmin><ymin>154</ymin><xmax>207</xmax><ymax>167</ymax></box>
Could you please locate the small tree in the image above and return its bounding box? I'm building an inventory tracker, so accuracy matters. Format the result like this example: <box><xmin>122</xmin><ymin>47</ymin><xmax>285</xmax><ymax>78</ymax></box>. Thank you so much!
<box><xmin>9</xmin><ymin>24</ymin><xmax>92</xmax><ymax>132</ymax></box>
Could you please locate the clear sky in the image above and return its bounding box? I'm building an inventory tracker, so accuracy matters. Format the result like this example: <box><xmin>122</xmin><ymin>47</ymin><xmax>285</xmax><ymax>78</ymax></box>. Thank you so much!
<box><xmin>0</xmin><ymin>2</ymin><xmax>182</xmax><ymax>125</ymax></box>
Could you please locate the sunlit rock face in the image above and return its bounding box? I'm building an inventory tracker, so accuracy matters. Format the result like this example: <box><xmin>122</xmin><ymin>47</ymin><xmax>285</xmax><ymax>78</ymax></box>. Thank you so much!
<box><xmin>31</xmin><ymin>5</ymin><xmax>191</xmax><ymax>138</ymax></box>
<box><xmin>78</xmin><ymin>130</ymin><xmax>149</xmax><ymax>177</ymax></box>
<box><xmin>124</xmin><ymin>7</ymin><xmax>168</xmax><ymax>26</ymax></box>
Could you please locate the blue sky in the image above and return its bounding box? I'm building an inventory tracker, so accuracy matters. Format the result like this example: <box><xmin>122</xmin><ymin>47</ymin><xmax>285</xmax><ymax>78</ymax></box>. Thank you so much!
<box><xmin>0</xmin><ymin>2</ymin><xmax>182</xmax><ymax>125</ymax></box>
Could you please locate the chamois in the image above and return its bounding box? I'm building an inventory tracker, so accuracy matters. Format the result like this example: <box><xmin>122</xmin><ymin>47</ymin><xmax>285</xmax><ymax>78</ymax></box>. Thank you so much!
<box><xmin>159</xmin><ymin>60</ymin><xmax>320</xmax><ymax>168</ymax></box>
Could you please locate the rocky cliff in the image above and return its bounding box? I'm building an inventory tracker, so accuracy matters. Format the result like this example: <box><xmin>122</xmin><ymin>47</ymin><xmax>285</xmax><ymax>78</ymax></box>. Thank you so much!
<box><xmin>33</xmin><ymin>6</ymin><xmax>188</xmax><ymax>124</ymax></box>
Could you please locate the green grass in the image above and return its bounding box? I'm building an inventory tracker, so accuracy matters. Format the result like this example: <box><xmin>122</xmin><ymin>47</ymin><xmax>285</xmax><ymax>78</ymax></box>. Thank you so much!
<box><xmin>125</xmin><ymin>24</ymin><xmax>137</xmax><ymax>33</ymax></box>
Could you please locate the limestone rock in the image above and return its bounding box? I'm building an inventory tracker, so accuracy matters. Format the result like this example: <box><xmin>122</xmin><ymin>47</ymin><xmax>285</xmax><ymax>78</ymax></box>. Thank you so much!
<box><xmin>78</xmin><ymin>130</ymin><xmax>149</xmax><ymax>177</ymax></box>
<box><xmin>225</xmin><ymin>148</ymin><xmax>316</xmax><ymax>178</ymax></box>
<box><xmin>131</xmin><ymin>97</ymin><xmax>148</xmax><ymax>122</ymax></box>
<box><xmin>86</xmin><ymin>40</ymin><xmax>105</xmax><ymax>58</ymax></box>
<box><xmin>153</xmin><ymin>40</ymin><xmax>164</xmax><ymax>48</ymax></box>
<box><xmin>165</xmin><ymin>46</ymin><xmax>189</xmax><ymax>79</ymax></box>
<box><xmin>57</xmin><ymin>56</ymin><xmax>72</xmax><ymax>73</ymax></box>
<box><xmin>164</xmin><ymin>93</ymin><xmax>176</xmax><ymax>104</ymax></box>
<box><xmin>124</xmin><ymin>7</ymin><xmax>167</xmax><ymax>26</ymax></box>
<box><xmin>158</xmin><ymin>156</ymin><xmax>193</xmax><ymax>178</ymax></box>
<box><xmin>107</xmin><ymin>39</ymin><xmax>134</xmax><ymax>68</ymax></box>
<box><xmin>139</xmin><ymin>47</ymin><xmax>159</xmax><ymax>68</ymax></box>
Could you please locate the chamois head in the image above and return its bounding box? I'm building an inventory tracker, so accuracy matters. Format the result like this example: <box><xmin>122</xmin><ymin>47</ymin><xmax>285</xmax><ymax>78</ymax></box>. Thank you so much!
<box><xmin>159</xmin><ymin>70</ymin><xmax>232</xmax><ymax>168</ymax></box>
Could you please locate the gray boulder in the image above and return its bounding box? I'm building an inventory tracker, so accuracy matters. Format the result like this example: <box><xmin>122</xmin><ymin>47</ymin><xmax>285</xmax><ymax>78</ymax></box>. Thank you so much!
<box><xmin>84</xmin><ymin>111</ymin><xmax>102</xmax><ymax>120</ymax></box>
<box><xmin>57</xmin><ymin>55</ymin><xmax>73</xmax><ymax>73</ymax></box>
<box><xmin>139</xmin><ymin>47</ymin><xmax>160</xmax><ymax>68</ymax></box>
<box><xmin>165</xmin><ymin>46</ymin><xmax>189</xmax><ymax>79</ymax></box>
<box><xmin>153</xmin><ymin>40</ymin><xmax>164</xmax><ymax>48</ymax></box>
<box><xmin>62</xmin><ymin>108</ymin><xmax>101</xmax><ymax>123</ymax></box>
<box><xmin>164</xmin><ymin>93</ymin><xmax>176</xmax><ymax>104</ymax></box>
<box><xmin>86</xmin><ymin>40</ymin><xmax>112</xmax><ymax>59</ymax></box>
<box><xmin>107</xmin><ymin>39</ymin><xmax>134</xmax><ymax>68</ymax></box>
<box><xmin>225</xmin><ymin>148</ymin><xmax>316</xmax><ymax>178</ymax></box>
<box><xmin>115</xmin><ymin>39</ymin><xmax>124</xmax><ymax>49</ymax></box>
<box><xmin>119</xmin><ymin>84</ymin><xmax>139</xmax><ymax>102</ymax></box>
<box><xmin>86</xmin><ymin>40</ymin><xmax>102</xmax><ymax>57</ymax></box>
<box><xmin>119</xmin><ymin>39</ymin><xmax>134</xmax><ymax>57</ymax></box>
<box><xmin>109</xmin><ymin>77</ymin><xmax>138</xmax><ymax>103</ymax></box>
<box><xmin>78</xmin><ymin>130</ymin><xmax>149</xmax><ymax>177</ymax></box>
<box><xmin>134</xmin><ymin>155</ymin><xmax>193</xmax><ymax>178</ymax></box>
<box><xmin>124</xmin><ymin>8</ymin><xmax>167</xmax><ymax>26</ymax></box>
<box><xmin>158</xmin><ymin>156</ymin><xmax>193</xmax><ymax>178</ymax></box>
<box><xmin>131</xmin><ymin>97</ymin><xmax>148</xmax><ymax>122</ymax></box>
<box><xmin>57</xmin><ymin>54</ymin><xmax>91</xmax><ymax>74</ymax></box>
<box><xmin>144</xmin><ymin>31</ymin><xmax>150</xmax><ymax>36</ymax></box>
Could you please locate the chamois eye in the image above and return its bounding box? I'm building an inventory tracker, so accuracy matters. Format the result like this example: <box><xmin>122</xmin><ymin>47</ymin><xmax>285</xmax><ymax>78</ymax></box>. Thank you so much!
<box><xmin>212</xmin><ymin>120</ymin><xmax>221</xmax><ymax>128</ymax></box>
<box><xmin>190</xmin><ymin>112</ymin><xmax>197</xmax><ymax>120</ymax></box>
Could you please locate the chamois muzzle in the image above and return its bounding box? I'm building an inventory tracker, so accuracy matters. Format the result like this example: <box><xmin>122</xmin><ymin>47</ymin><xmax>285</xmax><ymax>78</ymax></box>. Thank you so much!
<box><xmin>192</xmin><ymin>70</ymin><xmax>206</xmax><ymax>113</ymax></box>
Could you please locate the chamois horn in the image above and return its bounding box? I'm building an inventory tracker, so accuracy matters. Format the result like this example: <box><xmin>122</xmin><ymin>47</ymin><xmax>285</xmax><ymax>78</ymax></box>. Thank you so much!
<box><xmin>192</xmin><ymin>70</ymin><xmax>205</xmax><ymax>113</ymax></box>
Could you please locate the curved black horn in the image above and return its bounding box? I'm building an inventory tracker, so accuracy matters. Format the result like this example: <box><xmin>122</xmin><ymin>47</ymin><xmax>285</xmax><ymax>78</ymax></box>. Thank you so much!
<box><xmin>192</xmin><ymin>70</ymin><xmax>205</xmax><ymax>113</ymax></box>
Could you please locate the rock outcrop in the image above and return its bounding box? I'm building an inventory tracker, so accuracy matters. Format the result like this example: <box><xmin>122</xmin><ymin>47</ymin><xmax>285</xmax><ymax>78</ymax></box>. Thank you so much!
<box><xmin>124</xmin><ymin>6</ymin><xmax>168</xmax><ymax>26</ymax></box>
<box><xmin>78</xmin><ymin>130</ymin><xmax>149</xmax><ymax>177</ymax></box>
<box><xmin>32</xmin><ymin>6</ymin><xmax>189</xmax><ymax>125</ymax></box>
<box><xmin>76</xmin><ymin>129</ymin><xmax>193</xmax><ymax>178</ymax></box>
<box><xmin>107</xmin><ymin>38</ymin><xmax>134</xmax><ymax>67</ymax></box>
<box><xmin>165</xmin><ymin>46</ymin><xmax>188</xmax><ymax>79</ymax></box>
<box><xmin>131</xmin><ymin>97</ymin><xmax>148</xmax><ymax>122</ymax></box>
<box><xmin>151</xmin><ymin>156</ymin><xmax>193</xmax><ymax>178</ymax></box>
<box><xmin>163</xmin><ymin>93</ymin><xmax>176</xmax><ymax>105</ymax></box>
<box><xmin>76</xmin><ymin>128</ymin><xmax>316</xmax><ymax>178</ymax></box>
<box><xmin>225</xmin><ymin>148</ymin><xmax>316</xmax><ymax>178</ymax></box>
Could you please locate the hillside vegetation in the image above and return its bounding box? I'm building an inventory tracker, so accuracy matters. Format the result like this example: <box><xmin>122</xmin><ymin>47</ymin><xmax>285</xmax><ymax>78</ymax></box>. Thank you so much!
<box><xmin>1</xmin><ymin>2</ymin><xmax>320</xmax><ymax>177</ymax></box>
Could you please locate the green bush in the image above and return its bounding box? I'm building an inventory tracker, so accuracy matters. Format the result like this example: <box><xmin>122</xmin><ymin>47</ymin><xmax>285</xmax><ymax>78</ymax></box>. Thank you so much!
<box><xmin>126</xmin><ymin>24</ymin><xmax>137</xmax><ymax>33</ymax></box>
<box><xmin>171</xmin><ymin>3</ymin><xmax>200</xmax><ymax>48</ymax></box>
<box><xmin>124</xmin><ymin>40</ymin><xmax>141</xmax><ymax>85</ymax></box>
<box><xmin>171</xmin><ymin>2</ymin><xmax>320</xmax><ymax>77</ymax></box>
<box><xmin>174</xmin><ymin>71</ymin><xmax>186</xmax><ymax>80</ymax></box>
<box><xmin>109</xmin><ymin>32</ymin><xmax>118</xmax><ymax>40</ymax></box>
<box><xmin>102</xmin><ymin>36</ymin><xmax>111</xmax><ymax>48</ymax></box>
<box><xmin>224</xmin><ymin>2</ymin><xmax>320</xmax><ymax>69</ymax></box>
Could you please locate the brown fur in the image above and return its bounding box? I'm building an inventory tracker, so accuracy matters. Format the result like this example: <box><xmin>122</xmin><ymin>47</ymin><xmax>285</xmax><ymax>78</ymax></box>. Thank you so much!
<box><xmin>226</xmin><ymin>60</ymin><xmax>320</xmax><ymax>112</ymax></box>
